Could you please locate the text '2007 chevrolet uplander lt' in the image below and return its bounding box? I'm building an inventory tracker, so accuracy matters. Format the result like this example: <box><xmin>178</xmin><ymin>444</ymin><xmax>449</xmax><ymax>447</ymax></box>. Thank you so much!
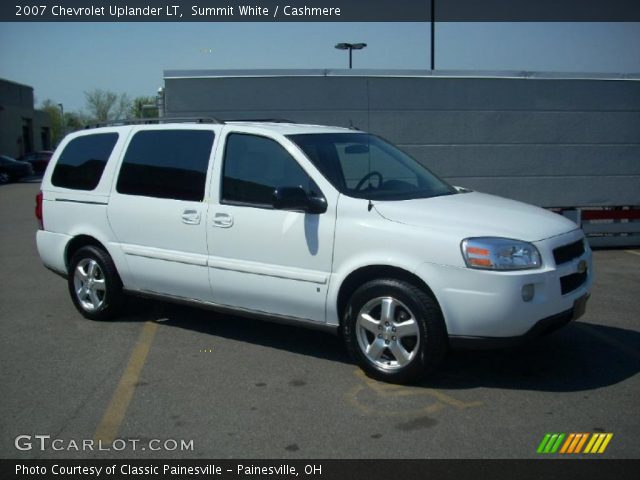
<box><xmin>36</xmin><ymin>119</ymin><xmax>592</xmax><ymax>383</ymax></box>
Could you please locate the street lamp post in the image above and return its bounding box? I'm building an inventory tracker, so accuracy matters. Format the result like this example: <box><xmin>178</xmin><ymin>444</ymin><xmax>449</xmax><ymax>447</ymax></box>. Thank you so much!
<box><xmin>335</xmin><ymin>42</ymin><xmax>367</xmax><ymax>69</ymax></box>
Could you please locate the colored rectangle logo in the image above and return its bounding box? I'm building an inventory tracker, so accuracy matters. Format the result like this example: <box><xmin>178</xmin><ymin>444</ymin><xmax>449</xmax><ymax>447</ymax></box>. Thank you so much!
<box><xmin>537</xmin><ymin>433</ymin><xmax>613</xmax><ymax>454</ymax></box>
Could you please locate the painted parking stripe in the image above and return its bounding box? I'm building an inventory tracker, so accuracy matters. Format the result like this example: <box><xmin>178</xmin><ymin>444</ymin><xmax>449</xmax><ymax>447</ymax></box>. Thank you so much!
<box><xmin>94</xmin><ymin>321</ymin><xmax>158</xmax><ymax>443</ymax></box>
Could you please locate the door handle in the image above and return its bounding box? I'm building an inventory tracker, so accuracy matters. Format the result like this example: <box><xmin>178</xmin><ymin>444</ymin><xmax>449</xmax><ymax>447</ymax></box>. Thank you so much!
<box><xmin>213</xmin><ymin>212</ymin><xmax>234</xmax><ymax>228</ymax></box>
<box><xmin>181</xmin><ymin>209</ymin><xmax>201</xmax><ymax>225</ymax></box>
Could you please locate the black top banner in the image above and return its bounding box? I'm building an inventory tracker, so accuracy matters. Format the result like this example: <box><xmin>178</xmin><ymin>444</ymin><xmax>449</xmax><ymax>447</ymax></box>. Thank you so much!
<box><xmin>3</xmin><ymin>0</ymin><xmax>640</xmax><ymax>22</ymax></box>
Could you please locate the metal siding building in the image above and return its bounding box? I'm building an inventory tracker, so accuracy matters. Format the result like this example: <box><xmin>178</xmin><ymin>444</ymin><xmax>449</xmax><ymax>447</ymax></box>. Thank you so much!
<box><xmin>163</xmin><ymin>69</ymin><xmax>640</xmax><ymax>244</ymax></box>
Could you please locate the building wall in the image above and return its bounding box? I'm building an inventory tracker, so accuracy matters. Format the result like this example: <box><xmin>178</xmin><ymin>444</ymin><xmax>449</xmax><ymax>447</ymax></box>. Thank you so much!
<box><xmin>0</xmin><ymin>78</ymin><xmax>52</xmax><ymax>158</ymax></box>
<box><xmin>164</xmin><ymin>70</ymin><xmax>640</xmax><ymax>209</ymax></box>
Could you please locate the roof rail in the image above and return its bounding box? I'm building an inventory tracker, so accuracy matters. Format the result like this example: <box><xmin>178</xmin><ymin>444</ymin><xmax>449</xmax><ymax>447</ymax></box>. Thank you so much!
<box><xmin>223</xmin><ymin>118</ymin><xmax>296</xmax><ymax>124</ymax></box>
<box><xmin>84</xmin><ymin>117</ymin><xmax>223</xmax><ymax>129</ymax></box>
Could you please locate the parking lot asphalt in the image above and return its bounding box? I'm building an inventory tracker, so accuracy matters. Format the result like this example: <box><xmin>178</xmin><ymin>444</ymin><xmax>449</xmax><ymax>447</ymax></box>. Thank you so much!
<box><xmin>1</xmin><ymin>181</ymin><xmax>639</xmax><ymax>459</ymax></box>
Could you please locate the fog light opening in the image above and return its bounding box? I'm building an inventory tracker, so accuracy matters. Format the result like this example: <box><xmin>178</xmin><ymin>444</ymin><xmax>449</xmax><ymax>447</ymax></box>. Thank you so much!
<box><xmin>522</xmin><ymin>284</ymin><xmax>535</xmax><ymax>302</ymax></box>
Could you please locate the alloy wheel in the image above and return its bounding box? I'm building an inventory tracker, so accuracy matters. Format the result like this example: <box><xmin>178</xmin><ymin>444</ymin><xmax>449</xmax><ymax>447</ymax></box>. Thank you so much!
<box><xmin>73</xmin><ymin>258</ymin><xmax>106</xmax><ymax>312</ymax></box>
<box><xmin>355</xmin><ymin>296</ymin><xmax>421</xmax><ymax>371</ymax></box>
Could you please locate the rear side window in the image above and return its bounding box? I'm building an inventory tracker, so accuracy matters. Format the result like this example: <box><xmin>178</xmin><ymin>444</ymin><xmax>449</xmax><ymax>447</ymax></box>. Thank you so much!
<box><xmin>116</xmin><ymin>130</ymin><xmax>214</xmax><ymax>202</ymax></box>
<box><xmin>51</xmin><ymin>133</ymin><xmax>118</xmax><ymax>190</ymax></box>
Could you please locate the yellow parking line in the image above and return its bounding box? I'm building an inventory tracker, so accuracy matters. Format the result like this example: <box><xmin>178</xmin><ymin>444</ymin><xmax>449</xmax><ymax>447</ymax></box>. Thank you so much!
<box><xmin>625</xmin><ymin>250</ymin><xmax>640</xmax><ymax>257</ymax></box>
<box><xmin>94</xmin><ymin>321</ymin><xmax>158</xmax><ymax>443</ymax></box>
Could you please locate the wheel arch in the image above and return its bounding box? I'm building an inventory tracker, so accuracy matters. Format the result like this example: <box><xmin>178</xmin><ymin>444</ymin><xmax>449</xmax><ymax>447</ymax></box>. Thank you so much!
<box><xmin>336</xmin><ymin>264</ymin><xmax>440</xmax><ymax>327</ymax></box>
<box><xmin>64</xmin><ymin>235</ymin><xmax>109</xmax><ymax>271</ymax></box>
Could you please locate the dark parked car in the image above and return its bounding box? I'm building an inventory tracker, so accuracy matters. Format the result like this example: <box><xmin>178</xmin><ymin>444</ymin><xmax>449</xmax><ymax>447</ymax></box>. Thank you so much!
<box><xmin>19</xmin><ymin>150</ymin><xmax>53</xmax><ymax>174</ymax></box>
<box><xmin>0</xmin><ymin>155</ymin><xmax>34</xmax><ymax>184</ymax></box>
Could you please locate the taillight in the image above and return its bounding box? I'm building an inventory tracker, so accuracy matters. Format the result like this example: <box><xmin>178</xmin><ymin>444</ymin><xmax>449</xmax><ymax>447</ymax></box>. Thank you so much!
<box><xmin>35</xmin><ymin>191</ymin><xmax>43</xmax><ymax>230</ymax></box>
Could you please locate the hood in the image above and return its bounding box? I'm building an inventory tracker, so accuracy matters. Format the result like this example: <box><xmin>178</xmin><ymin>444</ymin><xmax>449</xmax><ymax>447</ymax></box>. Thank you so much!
<box><xmin>373</xmin><ymin>192</ymin><xmax>578</xmax><ymax>242</ymax></box>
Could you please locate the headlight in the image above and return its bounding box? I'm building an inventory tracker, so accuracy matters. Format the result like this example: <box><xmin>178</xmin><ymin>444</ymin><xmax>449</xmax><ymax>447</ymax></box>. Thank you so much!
<box><xmin>461</xmin><ymin>237</ymin><xmax>542</xmax><ymax>270</ymax></box>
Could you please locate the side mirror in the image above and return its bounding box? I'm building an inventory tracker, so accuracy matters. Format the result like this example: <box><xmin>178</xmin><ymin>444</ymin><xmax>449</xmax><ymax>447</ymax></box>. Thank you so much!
<box><xmin>273</xmin><ymin>187</ymin><xmax>327</xmax><ymax>214</ymax></box>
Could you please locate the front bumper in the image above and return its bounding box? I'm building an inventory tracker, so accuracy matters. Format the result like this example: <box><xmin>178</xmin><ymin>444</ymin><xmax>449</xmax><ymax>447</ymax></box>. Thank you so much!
<box><xmin>414</xmin><ymin>229</ymin><xmax>592</xmax><ymax>340</ymax></box>
<box><xmin>449</xmin><ymin>292</ymin><xmax>589</xmax><ymax>349</ymax></box>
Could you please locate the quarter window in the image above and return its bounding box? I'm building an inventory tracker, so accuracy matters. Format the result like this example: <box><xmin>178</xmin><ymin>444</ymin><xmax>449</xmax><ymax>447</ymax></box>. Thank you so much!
<box><xmin>51</xmin><ymin>133</ymin><xmax>118</xmax><ymax>190</ymax></box>
<box><xmin>222</xmin><ymin>133</ymin><xmax>318</xmax><ymax>207</ymax></box>
<box><xmin>117</xmin><ymin>130</ymin><xmax>214</xmax><ymax>202</ymax></box>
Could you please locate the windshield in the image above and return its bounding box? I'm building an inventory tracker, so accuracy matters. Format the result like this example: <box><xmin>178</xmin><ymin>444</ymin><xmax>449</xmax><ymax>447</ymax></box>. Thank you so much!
<box><xmin>288</xmin><ymin>133</ymin><xmax>456</xmax><ymax>201</ymax></box>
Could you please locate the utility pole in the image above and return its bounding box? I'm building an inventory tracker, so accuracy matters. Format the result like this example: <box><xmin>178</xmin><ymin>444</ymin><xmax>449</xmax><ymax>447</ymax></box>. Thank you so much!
<box><xmin>431</xmin><ymin>0</ymin><xmax>435</xmax><ymax>70</ymax></box>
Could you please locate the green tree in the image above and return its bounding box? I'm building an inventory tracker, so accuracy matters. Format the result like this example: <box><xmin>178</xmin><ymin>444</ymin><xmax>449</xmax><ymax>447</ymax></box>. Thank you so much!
<box><xmin>84</xmin><ymin>89</ymin><xmax>130</xmax><ymax>123</ymax></box>
<box><xmin>65</xmin><ymin>111</ymin><xmax>91</xmax><ymax>130</ymax></box>
<box><xmin>40</xmin><ymin>100</ymin><xmax>93</xmax><ymax>144</ymax></box>
<box><xmin>40</xmin><ymin>99</ymin><xmax>64</xmax><ymax>146</ymax></box>
<box><xmin>128</xmin><ymin>96</ymin><xmax>159</xmax><ymax>119</ymax></box>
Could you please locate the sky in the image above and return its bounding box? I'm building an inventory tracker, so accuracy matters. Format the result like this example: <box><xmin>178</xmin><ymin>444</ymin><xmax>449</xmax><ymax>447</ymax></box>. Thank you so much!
<box><xmin>0</xmin><ymin>22</ymin><xmax>638</xmax><ymax>112</ymax></box>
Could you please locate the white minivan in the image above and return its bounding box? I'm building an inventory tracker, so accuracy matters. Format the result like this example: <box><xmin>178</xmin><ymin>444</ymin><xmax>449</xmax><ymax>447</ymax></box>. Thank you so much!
<box><xmin>36</xmin><ymin>119</ymin><xmax>592</xmax><ymax>383</ymax></box>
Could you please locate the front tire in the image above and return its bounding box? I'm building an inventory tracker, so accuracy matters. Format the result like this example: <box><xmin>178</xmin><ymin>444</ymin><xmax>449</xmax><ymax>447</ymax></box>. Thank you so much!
<box><xmin>343</xmin><ymin>279</ymin><xmax>447</xmax><ymax>384</ymax></box>
<box><xmin>68</xmin><ymin>246</ymin><xmax>123</xmax><ymax>321</ymax></box>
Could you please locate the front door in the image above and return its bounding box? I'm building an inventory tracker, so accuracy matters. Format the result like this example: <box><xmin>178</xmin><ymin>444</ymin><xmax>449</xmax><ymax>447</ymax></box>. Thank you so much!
<box><xmin>207</xmin><ymin>130</ymin><xmax>337</xmax><ymax>323</ymax></box>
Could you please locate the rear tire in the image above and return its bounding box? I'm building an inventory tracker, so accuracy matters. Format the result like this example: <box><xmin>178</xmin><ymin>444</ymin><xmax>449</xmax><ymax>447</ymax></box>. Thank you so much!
<box><xmin>68</xmin><ymin>246</ymin><xmax>123</xmax><ymax>321</ymax></box>
<box><xmin>342</xmin><ymin>278</ymin><xmax>447</xmax><ymax>384</ymax></box>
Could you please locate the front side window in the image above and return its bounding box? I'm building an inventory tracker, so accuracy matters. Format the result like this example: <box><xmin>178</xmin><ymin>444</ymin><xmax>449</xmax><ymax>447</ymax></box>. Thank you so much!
<box><xmin>288</xmin><ymin>133</ymin><xmax>456</xmax><ymax>201</ymax></box>
<box><xmin>51</xmin><ymin>133</ymin><xmax>118</xmax><ymax>190</ymax></box>
<box><xmin>222</xmin><ymin>133</ymin><xmax>318</xmax><ymax>207</ymax></box>
<box><xmin>117</xmin><ymin>130</ymin><xmax>214</xmax><ymax>202</ymax></box>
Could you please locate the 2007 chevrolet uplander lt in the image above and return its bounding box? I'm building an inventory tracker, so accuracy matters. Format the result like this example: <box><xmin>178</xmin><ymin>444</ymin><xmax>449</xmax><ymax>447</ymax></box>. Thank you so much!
<box><xmin>36</xmin><ymin>119</ymin><xmax>592</xmax><ymax>383</ymax></box>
